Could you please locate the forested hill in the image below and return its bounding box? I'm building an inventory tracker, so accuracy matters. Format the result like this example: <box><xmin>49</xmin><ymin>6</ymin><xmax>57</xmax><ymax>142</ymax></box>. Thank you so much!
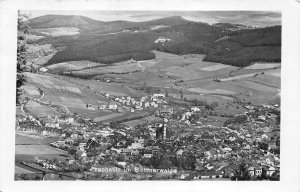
<box><xmin>28</xmin><ymin>15</ymin><xmax>281</xmax><ymax>67</ymax></box>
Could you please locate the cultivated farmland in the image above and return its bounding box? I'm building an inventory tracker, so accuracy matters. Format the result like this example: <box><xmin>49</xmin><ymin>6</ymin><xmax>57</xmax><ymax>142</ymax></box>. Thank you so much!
<box><xmin>33</xmin><ymin>27</ymin><xmax>80</xmax><ymax>37</ymax></box>
<box><xmin>245</xmin><ymin>62</ymin><xmax>281</xmax><ymax>69</ymax></box>
<box><xmin>47</xmin><ymin>60</ymin><xmax>103</xmax><ymax>73</ymax></box>
<box><xmin>25</xmin><ymin>100</ymin><xmax>61</xmax><ymax>118</ymax></box>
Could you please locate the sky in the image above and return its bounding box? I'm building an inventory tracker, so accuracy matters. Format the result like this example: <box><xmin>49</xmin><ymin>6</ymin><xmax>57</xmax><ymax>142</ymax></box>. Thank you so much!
<box><xmin>21</xmin><ymin>10</ymin><xmax>281</xmax><ymax>27</ymax></box>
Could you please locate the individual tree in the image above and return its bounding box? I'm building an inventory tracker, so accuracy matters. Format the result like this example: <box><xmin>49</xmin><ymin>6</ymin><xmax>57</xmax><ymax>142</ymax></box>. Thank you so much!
<box><xmin>276</xmin><ymin>137</ymin><xmax>280</xmax><ymax>148</ymax></box>
<box><xmin>159</xmin><ymin>156</ymin><xmax>173</xmax><ymax>169</ymax></box>
<box><xmin>210</xmin><ymin>101</ymin><xmax>219</xmax><ymax>109</ymax></box>
<box><xmin>180</xmin><ymin>88</ymin><xmax>184</xmax><ymax>100</ymax></box>
<box><xmin>232</xmin><ymin>161</ymin><xmax>251</xmax><ymax>181</ymax></box>
<box><xmin>17</xmin><ymin>11</ymin><xmax>30</xmax><ymax>105</ymax></box>
<box><xmin>140</xmin><ymin>157</ymin><xmax>151</xmax><ymax>167</ymax></box>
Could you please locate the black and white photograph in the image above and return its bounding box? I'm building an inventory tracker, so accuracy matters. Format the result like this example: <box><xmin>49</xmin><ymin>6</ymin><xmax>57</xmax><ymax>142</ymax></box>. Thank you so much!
<box><xmin>1</xmin><ymin>0</ymin><xmax>300</xmax><ymax>191</ymax></box>
<box><xmin>15</xmin><ymin>9</ymin><xmax>282</xmax><ymax>181</ymax></box>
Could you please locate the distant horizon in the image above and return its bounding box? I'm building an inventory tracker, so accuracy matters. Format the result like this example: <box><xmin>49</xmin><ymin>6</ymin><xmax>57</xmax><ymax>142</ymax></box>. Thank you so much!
<box><xmin>21</xmin><ymin>10</ymin><xmax>281</xmax><ymax>27</ymax></box>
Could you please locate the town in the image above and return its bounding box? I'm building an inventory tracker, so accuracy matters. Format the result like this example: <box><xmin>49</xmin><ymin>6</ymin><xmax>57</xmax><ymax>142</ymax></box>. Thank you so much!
<box><xmin>15</xmin><ymin>91</ymin><xmax>280</xmax><ymax>180</ymax></box>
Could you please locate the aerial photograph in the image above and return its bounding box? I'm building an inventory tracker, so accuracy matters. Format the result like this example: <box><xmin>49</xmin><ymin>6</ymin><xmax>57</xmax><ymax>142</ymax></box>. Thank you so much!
<box><xmin>15</xmin><ymin>10</ymin><xmax>281</xmax><ymax>181</ymax></box>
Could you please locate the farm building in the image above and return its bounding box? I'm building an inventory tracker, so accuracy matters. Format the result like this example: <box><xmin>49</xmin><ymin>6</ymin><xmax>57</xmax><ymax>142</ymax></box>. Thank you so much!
<box><xmin>108</xmin><ymin>102</ymin><xmax>118</xmax><ymax>110</ymax></box>
<box><xmin>39</xmin><ymin>67</ymin><xmax>48</xmax><ymax>72</ymax></box>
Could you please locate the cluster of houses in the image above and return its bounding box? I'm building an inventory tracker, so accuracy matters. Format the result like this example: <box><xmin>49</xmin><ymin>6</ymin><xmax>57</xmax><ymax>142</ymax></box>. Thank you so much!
<box><xmin>85</xmin><ymin>93</ymin><xmax>168</xmax><ymax>113</ymax></box>
<box><xmin>16</xmin><ymin>91</ymin><xmax>280</xmax><ymax>180</ymax></box>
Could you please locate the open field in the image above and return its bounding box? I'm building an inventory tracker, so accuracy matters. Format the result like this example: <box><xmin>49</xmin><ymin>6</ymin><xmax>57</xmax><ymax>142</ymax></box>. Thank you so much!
<box><xmin>123</xmin><ymin>115</ymin><xmax>161</xmax><ymax>127</ymax></box>
<box><xmin>187</xmin><ymin>88</ymin><xmax>237</xmax><ymax>95</ymax></box>
<box><xmin>62</xmin><ymin>76</ymin><xmax>146</xmax><ymax>97</ymax></box>
<box><xmin>22</xmin><ymin>84</ymin><xmax>40</xmax><ymax>96</ymax></box>
<box><xmin>25</xmin><ymin>100</ymin><xmax>61</xmax><ymax>118</ymax></box>
<box><xmin>72</xmin><ymin>62</ymin><xmax>142</xmax><ymax>76</ymax></box>
<box><xmin>24</xmin><ymin>72</ymin><xmax>117</xmax><ymax>118</ymax></box>
<box><xmin>16</xmin><ymin>131</ymin><xmax>59</xmax><ymax>145</ymax></box>
<box><xmin>26</xmin><ymin>44</ymin><xmax>57</xmax><ymax>66</ymax></box>
<box><xmin>24</xmin><ymin>47</ymin><xmax>280</xmax><ymax>117</ymax></box>
<box><xmin>93</xmin><ymin>112</ymin><xmax>125</xmax><ymax>122</ymax></box>
<box><xmin>26</xmin><ymin>44</ymin><xmax>54</xmax><ymax>55</ymax></box>
<box><xmin>219</xmin><ymin>73</ymin><xmax>258</xmax><ymax>81</ymax></box>
<box><xmin>200</xmin><ymin>64</ymin><xmax>232</xmax><ymax>71</ymax></box>
<box><xmin>15</xmin><ymin>166</ymin><xmax>35</xmax><ymax>174</ymax></box>
<box><xmin>26</xmin><ymin>34</ymin><xmax>44</xmax><ymax>41</ymax></box>
<box><xmin>36</xmin><ymin>54</ymin><xmax>56</xmax><ymax>65</ymax></box>
<box><xmin>59</xmin><ymin>97</ymin><xmax>85</xmax><ymax>108</ymax></box>
<box><xmin>68</xmin><ymin>107</ymin><xmax>114</xmax><ymax>119</ymax></box>
<box><xmin>80</xmin><ymin>51</ymin><xmax>237</xmax><ymax>88</ymax></box>
<box><xmin>101</xmin><ymin>72</ymin><xmax>175</xmax><ymax>87</ymax></box>
<box><xmin>48</xmin><ymin>60</ymin><xmax>103</xmax><ymax>73</ymax></box>
<box><xmin>33</xmin><ymin>27</ymin><xmax>80</xmax><ymax>37</ymax></box>
<box><xmin>245</xmin><ymin>62</ymin><xmax>281</xmax><ymax>69</ymax></box>
<box><xmin>16</xmin><ymin>145</ymin><xmax>67</xmax><ymax>155</ymax></box>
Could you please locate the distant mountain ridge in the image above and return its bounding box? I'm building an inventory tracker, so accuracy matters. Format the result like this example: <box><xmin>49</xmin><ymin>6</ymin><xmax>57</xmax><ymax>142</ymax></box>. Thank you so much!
<box><xmin>28</xmin><ymin>14</ymin><xmax>281</xmax><ymax>67</ymax></box>
<box><xmin>28</xmin><ymin>15</ymin><xmax>191</xmax><ymax>30</ymax></box>
<box><xmin>28</xmin><ymin>15</ymin><xmax>103</xmax><ymax>28</ymax></box>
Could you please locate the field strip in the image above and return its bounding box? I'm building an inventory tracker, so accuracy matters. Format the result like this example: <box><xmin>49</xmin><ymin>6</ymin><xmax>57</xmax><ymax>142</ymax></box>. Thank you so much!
<box><xmin>187</xmin><ymin>87</ymin><xmax>237</xmax><ymax>95</ymax></box>
<box><xmin>245</xmin><ymin>63</ymin><xmax>281</xmax><ymax>69</ymax></box>
<box><xmin>220</xmin><ymin>73</ymin><xmax>257</xmax><ymax>81</ymax></box>
<box><xmin>201</xmin><ymin>64</ymin><xmax>231</xmax><ymax>71</ymax></box>
<box><xmin>15</xmin><ymin>166</ymin><xmax>35</xmax><ymax>174</ymax></box>
<box><xmin>16</xmin><ymin>145</ymin><xmax>67</xmax><ymax>155</ymax></box>
<box><xmin>247</xmin><ymin>79</ymin><xmax>280</xmax><ymax>89</ymax></box>
<box><xmin>238</xmin><ymin>81</ymin><xmax>278</xmax><ymax>93</ymax></box>
<box><xmin>94</xmin><ymin>113</ymin><xmax>124</xmax><ymax>122</ymax></box>
<box><xmin>268</xmin><ymin>71</ymin><xmax>280</xmax><ymax>77</ymax></box>
<box><xmin>16</xmin><ymin>131</ymin><xmax>44</xmax><ymax>139</ymax></box>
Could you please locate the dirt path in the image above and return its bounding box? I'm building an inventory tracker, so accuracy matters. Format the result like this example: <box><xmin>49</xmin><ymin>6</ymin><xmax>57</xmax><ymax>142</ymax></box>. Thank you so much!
<box><xmin>137</xmin><ymin>62</ymin><xmax>145</xmax><ymax>72</ymax></box>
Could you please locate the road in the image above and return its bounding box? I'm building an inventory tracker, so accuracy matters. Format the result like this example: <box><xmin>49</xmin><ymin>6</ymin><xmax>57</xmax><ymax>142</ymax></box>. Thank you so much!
<box><xmin>137</xmin><ymin>62</ymin><xmax>145</xmax><ymax>72</ymax></box>
<box><xmin>21</xmin><ymin>104</ymin><xmax>25</xmax><ymax>114</ymax></box>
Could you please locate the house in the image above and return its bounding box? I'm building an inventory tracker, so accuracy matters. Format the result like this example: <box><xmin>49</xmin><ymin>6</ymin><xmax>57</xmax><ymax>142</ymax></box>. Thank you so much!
<box><xmin>154</xmin><ymin>37</ymin><xmax>170</xmax><ymax>43</ymax></box>
<box><xmin>45</xmin><ymin>122</ymin><xmax>60</xmax><ymax>128</ymax></box>
<box><xmin>58</xmin><ymin>116</ymin><xmax>74</xmax><ymax>124</ymax></box>
<box><xmin>140</xmin><ymin>97</ymin><xmax>146</xmax><ymax>102</ymax></box>
<box><xmin>108</xmin><ymin>102</ymin><xmax>118</xmax><ymax>110</ymax></box>
<box><xmin>191</xmin><ymin>107</ymin><xmax>201</xmax><ymax>112</ymax></box>
<box><xmin>144</xmin><ymin>102</ymin><xmax>150</xmax><ymax>108</ymax></box>
<box><xmin>143</xmin><ymin>150</ymin><xmax>153</xmax><ymax>158</ymax></box>
<box><xmin>248</xmin><ymin>166</ymin><xmax>262</xmax><ymax>177</ymax></box>
<box><xmin>176</xmin><ymin>149</ymin><xmax>184</xmax><ymax>156</ymax></box>
<box><xmin>130</xmin><ymin>142</ymin><xmax>143</xmax><ymax>149</ymax></box>
<box><xmin>39</xmin><ymin>67</ymin><xmax>48</xmax><ymax>72</ymax></box>
<box><xmin>258</xmin><ymin>115</ymin><xmax>266</xmax><ymax>121</ymax></box>
<box><xmin>266</xmin><ymin>166</ymin><xmax>276</xmax><ymax>176</ymax></box>
<box><xmin>98</xmin><ymin>103</ymin><xmax>107</xmax><ymax>110</ymax></box>
<box><xmin>86</xmin><ymin>138</ymin><xmax>100</xmax><ymax>148</ymax></box>
<box><xmin>122</xmin><ymin>148</ymin><xmax>131</xmax><ymax>155</ymax></box>
<box><xmin>79</xmin><ymin>143</ymin><xmax>86</xmax><ymax>151</ymax></box>
<box><xmin>152</xmin><ymin>93</ymin><xmax>165</xmax><ymax>99</ymax></box>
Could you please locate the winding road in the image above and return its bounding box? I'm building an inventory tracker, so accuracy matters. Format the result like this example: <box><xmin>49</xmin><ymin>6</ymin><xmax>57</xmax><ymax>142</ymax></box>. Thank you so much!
<box><xmin>137</xmin><ymin>62</ymin><xmax>145</xmax><ymax>72</ymax></box>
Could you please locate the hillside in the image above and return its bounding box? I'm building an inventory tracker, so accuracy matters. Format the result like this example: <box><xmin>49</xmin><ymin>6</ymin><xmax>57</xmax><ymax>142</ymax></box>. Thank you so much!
<box><xmin>28</xmin><ymin>15</ymin><xmax>103</xmax><ymax>29</ymax></box>
<box><xmin>28</xmin><ymin>15</ymin><xmax>281</xmax><ymax>67</ymax></box>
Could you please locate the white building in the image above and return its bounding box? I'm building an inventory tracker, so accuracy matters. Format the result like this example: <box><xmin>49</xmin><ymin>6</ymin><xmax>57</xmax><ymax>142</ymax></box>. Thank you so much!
<box><xmin>108</xmin><ymin>103</ymin><xmax>118</xmax><ymax>110</ymax></box>
<box><xmin>39</xmin><ymin>67</ymin><xmax>48</xmax><ymax>72</ymax></box>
